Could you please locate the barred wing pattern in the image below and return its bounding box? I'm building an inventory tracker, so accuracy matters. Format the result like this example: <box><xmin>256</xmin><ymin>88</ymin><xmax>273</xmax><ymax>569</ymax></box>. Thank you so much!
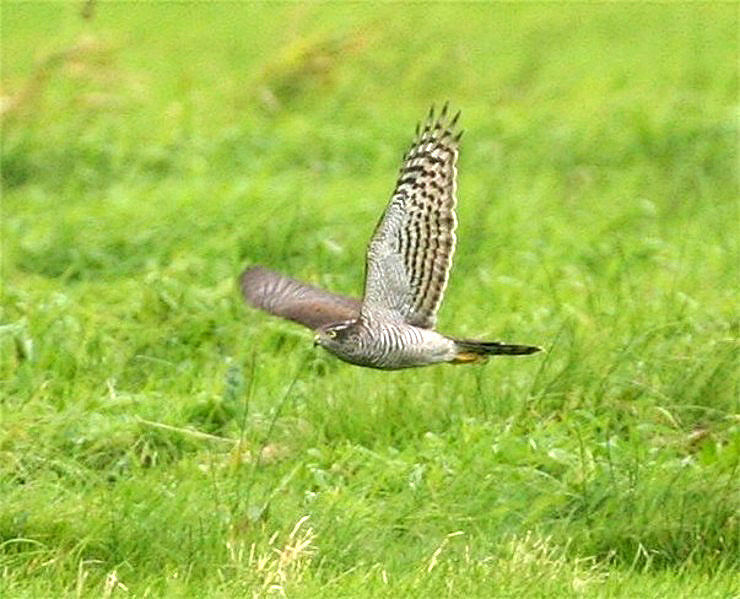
<box><xmin>362</xmin><ymin>104</ymin><xmax>462</xmax><ymax>329</ymax></box>
<box><xmin>240</xmin><ymin>267</ymin><xmax>361</xmax><ymax>330</ymax></box>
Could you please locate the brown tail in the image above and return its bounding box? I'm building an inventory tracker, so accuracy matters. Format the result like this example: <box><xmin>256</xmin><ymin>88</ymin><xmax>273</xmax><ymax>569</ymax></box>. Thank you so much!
<box><xmin>452</xmin><ymin>339</ymin><xmax>542</xmax><ymax>364</ymax></box>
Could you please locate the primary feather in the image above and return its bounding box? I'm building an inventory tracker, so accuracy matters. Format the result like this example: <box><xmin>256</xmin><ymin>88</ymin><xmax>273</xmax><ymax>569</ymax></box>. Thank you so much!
<box><xmin>362</xmin><ymin>102</ymin><xmax>461</xmax><ymax>329</ymax></box>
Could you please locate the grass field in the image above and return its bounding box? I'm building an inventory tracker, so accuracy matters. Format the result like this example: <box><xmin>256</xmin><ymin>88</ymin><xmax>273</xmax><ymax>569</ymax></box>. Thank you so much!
<box><xmin>1</xmin><ymin>3</ymin><xmax>738</xmax><ymax>597</ymax></box>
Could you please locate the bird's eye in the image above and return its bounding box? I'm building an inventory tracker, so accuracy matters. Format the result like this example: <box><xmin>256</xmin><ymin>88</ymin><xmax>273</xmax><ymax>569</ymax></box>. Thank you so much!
<box><xmin>327</xmin><ymin>330</ymin><xmax>337</xmax><ymax>339</ymax></box>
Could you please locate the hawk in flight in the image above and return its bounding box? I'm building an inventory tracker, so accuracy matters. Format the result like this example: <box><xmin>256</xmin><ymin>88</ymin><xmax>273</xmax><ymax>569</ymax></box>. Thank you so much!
<box><xmin>241</xmin><ymin>104</ymin><xmax>541</xmax><ymax>369</ymax></box>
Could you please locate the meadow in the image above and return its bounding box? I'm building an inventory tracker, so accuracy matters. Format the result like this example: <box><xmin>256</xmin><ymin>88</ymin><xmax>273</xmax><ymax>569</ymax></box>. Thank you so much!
<box><xmin>1</xmin><ymin>3</ymin><xmax>738</xmax><ymax>597</ymax></box>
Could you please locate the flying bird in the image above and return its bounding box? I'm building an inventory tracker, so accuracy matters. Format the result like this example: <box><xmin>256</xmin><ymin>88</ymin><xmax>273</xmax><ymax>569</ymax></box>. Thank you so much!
<box><xmin>241</xmin><ymin>104</ymin><xmax>541</xmax><ymax>369</ymax></box>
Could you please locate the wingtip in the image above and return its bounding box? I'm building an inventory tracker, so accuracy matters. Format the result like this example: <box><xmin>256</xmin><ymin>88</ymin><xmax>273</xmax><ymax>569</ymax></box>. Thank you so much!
<box><xmin>450</xmin><ymin>109</ymin><xmax>461</xmax><ymax>128</ymax></box>
<box><xmin>239</xmin><ymin>264</ymin><xmax>267</xmax><ymax>295</ymax></box>
<box><xmin>240</xmin><ymin>264</ymin><xmax>268</xmax><ymax>278</ymax></box>
<box><xmin>240</xmin><ymin>264</ymin><xmax>261</xmax><ymax>282</ymax></box>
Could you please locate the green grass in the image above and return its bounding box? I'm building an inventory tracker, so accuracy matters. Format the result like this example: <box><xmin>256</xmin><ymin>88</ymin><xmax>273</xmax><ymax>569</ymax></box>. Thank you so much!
<box><xmin>1</xmin><ymin>3</ymin><xmax>738</xmax><ymax>597</ymax></box>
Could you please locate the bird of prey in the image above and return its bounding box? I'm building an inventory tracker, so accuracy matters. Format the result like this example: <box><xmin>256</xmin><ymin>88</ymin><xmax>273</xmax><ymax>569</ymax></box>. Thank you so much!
<box><xmin>241</xmin><ymin>104</ymin><xmax>541</xmax><ymax>369</ymax></box>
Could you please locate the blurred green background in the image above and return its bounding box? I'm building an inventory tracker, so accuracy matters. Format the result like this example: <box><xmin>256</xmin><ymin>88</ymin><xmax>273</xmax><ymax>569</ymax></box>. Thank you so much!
<box><xmin>1</xmin><ymin>3</ymin><xmax>737</xmax><ymax>597</ymax></box>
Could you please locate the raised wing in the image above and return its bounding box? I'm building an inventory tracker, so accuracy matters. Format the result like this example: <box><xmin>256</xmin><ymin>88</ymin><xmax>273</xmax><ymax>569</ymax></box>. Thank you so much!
<box><xmin>240</xmin><ymin>266</ymin><xmax>361</xmax><ymax>330</ymax></box>
<box><xmin>362</xmin><ymin>104</ymin><xmax>461</xmax><ymax>329</ymax></box>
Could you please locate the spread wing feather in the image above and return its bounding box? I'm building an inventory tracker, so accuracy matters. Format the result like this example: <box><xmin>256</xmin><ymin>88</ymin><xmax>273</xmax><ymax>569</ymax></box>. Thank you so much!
<box><xmin>240</xmin><ymin>266</ymin><xmax>361</xmax><ymax>330</ymax></box>
<box><xmin>362</xmin><ymin>103</ymin><xmax>461</xmax><ymax>328</ymax></box>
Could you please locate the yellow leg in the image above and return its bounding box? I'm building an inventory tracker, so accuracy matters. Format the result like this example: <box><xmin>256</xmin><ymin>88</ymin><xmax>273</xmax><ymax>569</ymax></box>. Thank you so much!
<box><xmin>451</xmin><ymin>352</ymin><xmax>488</xmax><ymax>364</ymax></box>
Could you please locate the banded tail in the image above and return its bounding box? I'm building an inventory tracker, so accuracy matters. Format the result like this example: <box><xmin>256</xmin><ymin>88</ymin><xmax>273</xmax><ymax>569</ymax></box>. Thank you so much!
<box><xmin>452</xmin><ymin>339</ymin><xmax>542</xmax><ymax>364</ymax></box>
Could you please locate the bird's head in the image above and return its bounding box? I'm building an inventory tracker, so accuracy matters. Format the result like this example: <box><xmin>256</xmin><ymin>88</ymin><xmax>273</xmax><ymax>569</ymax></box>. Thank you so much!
<box><xmin>314</xmin><ymin>321</ymin><xmax>356</xmax><ymax>352</ymax></box>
